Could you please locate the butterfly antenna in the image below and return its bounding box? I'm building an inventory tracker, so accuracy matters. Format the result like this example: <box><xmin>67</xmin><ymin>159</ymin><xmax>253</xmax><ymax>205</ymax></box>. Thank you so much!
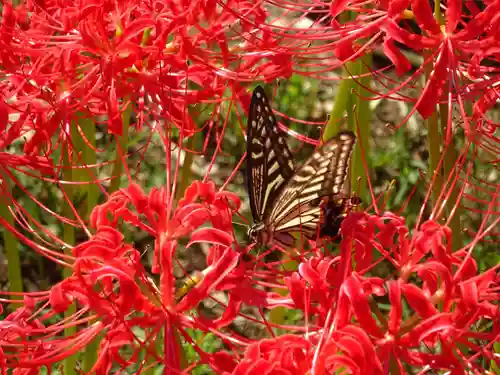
<box><xmin>232</xmin><ymin>221</ymin><xmax>250</xmax><ymax>229</ymax></box>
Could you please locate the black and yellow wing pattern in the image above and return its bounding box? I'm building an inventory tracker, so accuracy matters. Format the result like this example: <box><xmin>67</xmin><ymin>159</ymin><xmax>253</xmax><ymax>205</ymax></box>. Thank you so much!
<box><xmin>246</xmin><ymin>86</ymin><xmax>357</xmax><ymax>249</ymax></box>
<box><xmin>246</xmin><ymin>86</ymin><xmax>295</xmax><ymax>225</ymax></box>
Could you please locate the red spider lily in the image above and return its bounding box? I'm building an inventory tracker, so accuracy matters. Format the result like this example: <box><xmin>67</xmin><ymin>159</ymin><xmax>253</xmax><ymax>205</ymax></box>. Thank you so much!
<box><xmin>1</xmin><ymin>0</ymin><xmax>499</xmax><ymax>152</ymax></box>
<box><xmin>229</xmin><ymin>335</ymin><xmax>314</xmax><ymax>375</ymax></box>
<box><xmin>0</xmin><ymin>180</ymin><xmax>245</xmax><ymax>372</ymax></box>
<box><xmin>295</xmin><ymin>0</ymin><xmax>500</xmax><ymax>146</ymax></box>
<box><xmin>382</xmin><ymin>0</ymin><xmax>500</xmax><ymax>121</ymax></box>
<box><xmin>0</xmin><ymin>1</ymin><xmax>499</xmax><ymax>374</ymax></box>
<box><xmin>0</xmin><ymin>0</ymin><xmax>312</xmax><ymax>155</ymax></box>
<box><xmin>281</xmin><ymin>213</ymin><xmax>500</xmax><ymax>375</ymax></box>
<box><xmin>88</xmin><ymin>180</ymin><xmax>241</xmax><ymax>311</ymax></box>
<box><xmin>1</xmin><ymin>197</ymin><xmax>498</xmax><ymax>373</ymax></box>
<box><xmin>220</xmin><ymin>328</ymin><xmax>383</xmax><ymax>375</ymax></box>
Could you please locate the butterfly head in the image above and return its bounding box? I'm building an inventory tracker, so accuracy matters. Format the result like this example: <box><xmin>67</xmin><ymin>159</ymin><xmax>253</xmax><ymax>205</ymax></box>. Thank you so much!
<box><xmin>247</xmin><ymin>222</ymin><xmax>264</xmax><ymax>242</ymax></box>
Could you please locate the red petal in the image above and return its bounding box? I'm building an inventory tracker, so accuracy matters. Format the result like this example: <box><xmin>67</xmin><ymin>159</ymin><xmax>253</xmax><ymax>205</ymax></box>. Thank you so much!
<box><xmin>473</xmin><ymin>88</ymin><xmax>498</xmax><ymax>118</ymax></box>
<box><xmin>214</xmin><ymin>191</ymin><xmax>241</xmax><ymax>211</ymax></box>
<box><xmin>49</xmin><ymin>283</ymin><xmax>70</xmax><ymax>313</ymax></box>
<box><xmin>456</xmin><ymin>1</ymin><xmax>500</xmax><ymax>40</ymax></box>
<box><xmin>0</xmin><ymin>99</ymin><xmax>7</xmax><ymax>133</ymax></box>
<box><xmin>416</xmin><ymin>46</ymin><xmax>449</xmax><ymax>119</ymax></box>
<box><xmin>334</xmin><ymin>19</ymin><xmax>385</xmax><ymax>62</ymax></box>
<box><xmin>178</xmin><ymin>249</ymin><xmax>239</xmax><ymax>313</ymax></box>
<box><xmin>179</xmin><ymin>180</ymin><xmax>216</xmax><ymax>206</ymax></box>
<box><xmin>187</xmin><ymin>227</ymin><xmax>233</xmax><ymax>248</ymax></box>
<box><xmin>446</xmin><ymin>0</ymin><xmax>461</xmax><ymax>33</ymax></box>
<box><xmin>388</xmin><ymin>0</ymin><xmax>410</xmax><ymax>17</ymax></box>
<box><xmin>406</xmin><ymin>314</ymin><xmax>453</xmax><ymax>344</ymax></box>
<box><xmin>340</xmin><ymin>276</ymin><xmax>384</xmax><ymax>337</ymax></box>
<box><xmin>330</xmin><ymin>0</ymin><xmax>350</xmax><ymax>18</ymax></box>
<box><xmin>459</xmin><ymin>281</ymin><xmax>478</xmax><ymax>308</ymax></box>
<box><xmin>411</xmin><ymin>0</ymin><xmax>441</xmax><ymax>34</ymax></box>
<box><xmin>384</xmin><ymin>38</ymin><xmax>412</xmax><ymax>76</ymax></box>
<box><xmin>464</xmin><ymin>0</ymin><xmax>481</xmax><ymax>16</ymax></box>
<box><xmin>402</xmin><ymin>283</ymin><xmax>439</xmax><ymax>318</ymax></box>
<box><xmin>287</xmin><ymin>273</ymin><xmax>306</xmax><ymax>309</ymax></box>
<box><xmin>197</xmin><ymin>180</ymin><xmax>216</xmax><ymax>202</ymax></box>
<box><xmin>335</xmin><ymin>40</ymin><xmax>356</xmax><ymax>62</ymax></box>
<box><xmin>212</xmin><ymin>351</ymin><xmax>238</xmax><ymax>373</ymax></box>
<box><xmin>175</xmin><ymin>204</ymin><xmax>210</xmax><ymax>229</ymax></box>
<box><xmin>384</xmin><ymin>20</ymin><xmax>438</xmax><ymax>50</ymax></box>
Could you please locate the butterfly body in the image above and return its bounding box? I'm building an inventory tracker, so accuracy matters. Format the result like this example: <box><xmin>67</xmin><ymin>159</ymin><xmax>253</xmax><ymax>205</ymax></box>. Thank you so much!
<box><xmin>319</xmin><ymin>196</ymin><xmax>362</xmax><ymax>238</ymax></box>
<box><xmin>246</xmin><ymin>86</ymin><xmax>357</xmax><ymax>248</ymax></box>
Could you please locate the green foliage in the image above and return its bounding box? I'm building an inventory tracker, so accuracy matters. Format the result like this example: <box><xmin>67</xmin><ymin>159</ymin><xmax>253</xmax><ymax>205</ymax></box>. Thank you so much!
<box><xmin>183</xmin><ymin>330</ymin><xmax>220</xmax><ymax>375</ymax></box>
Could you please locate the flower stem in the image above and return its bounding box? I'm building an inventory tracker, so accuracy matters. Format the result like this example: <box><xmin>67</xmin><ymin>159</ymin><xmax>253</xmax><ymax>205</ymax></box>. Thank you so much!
<box><xmin>348</xmin><ymin>55</ymin><xmax>372</xmax><ymax>200</ymax></box>
<box><xmin>174</xmin><ymin>135</ymin><xmax>195</xmax><ymax>203</ymax></box>
<box><xmin>0</xmin><ymin>176</ymin><xmax>23</xmax><ymax>299</ymax></box>
<box><xmin>70</xmin><ymin>112</ymin><xmax>102</xmax><ymax>369</ymax></box>
<box><xmin>439</xmin><ymin>103</ymin><xmax>462</xmax><ymax>250</ymax></box>
<box><xmin>322</xmin><ymin>73</ymin><xmax>353</xmax><ymax>142</ymax></box>
<box><xmin>323</xmin><ymin>55</ymin><xmax>372</xmax><ymax>200</ymax></box>
<box><xmin>424</xmin><ymin>58</ymin><xmax>443</xmax><ymax>207</ymax></box>
<box><xmin>109</xmin><ymin>104</ymin><xmax>132</xmax><ymax>193</ymax></box>
<box><xmin>62</xmin><ymin>139</ymin><xmax>77</xmax><ymax>375</ymax></box>
<box><xmin>71</xmin><ymin>113</ymin><xmax>98</xmax><ymax>216</ymax></box>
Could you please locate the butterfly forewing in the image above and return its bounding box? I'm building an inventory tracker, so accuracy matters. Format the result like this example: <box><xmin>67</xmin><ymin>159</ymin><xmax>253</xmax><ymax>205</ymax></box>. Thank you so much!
<box><xmin>246</xmin><ymin>86</ymin><xmax>294</xmax><ymax>223</ymax></box>
<box><xmin>267</xmin><ymin>131</ymin><xmax>356</xmax><ymax>243</ymax></box>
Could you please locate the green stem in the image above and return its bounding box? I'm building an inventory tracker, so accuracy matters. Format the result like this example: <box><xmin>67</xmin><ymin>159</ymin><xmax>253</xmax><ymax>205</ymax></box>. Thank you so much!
<box><xmin>348</xmin><ymin>55</ymin><xmax>372</xmax><ymax>200</ymax></box>
<box><xmin>323</xmin><ymin>74</ymin><xmax>354</xmax><ymax>142</ymax></box>
<box><xmin>62</xmin><ymin>141</ymin><xmax>77</xmax><ymax>375</ymax></box>
<box><xmin>109</xmin><ymin>104</ymin><xmax>132</xmax><ymax>193</ymax></box>
<box><xmin>434</xmin><ymin>0</ymin><xmax>443</xmax><ymax>25</ymax></box>
<box><xmin>323</xmin><ymin>55</ymin><xmax>372</xmax><ymax>201</ymax></box>
<box><xmin>492</xmin><ymin>342</ymin><xmax>500</xmax><ymax>374</ymax></box>
<box><xmin>426</xmin><ymin>112</ymin><xmax>442</xmax><ymax>207</ymax></box>
<box><xmin>439</xmin><ymin>104</ymin><xmax>462</xmax><ymax>251</ymax></box>
<box><xmin>0</xmin><ymin>175</ymin><xmax>23</xmax><ymax>300</ymax></box>
<box><xmin>71</xmin><ymin>114</ymin><xmax>98</xmax><ymax>217</ymax></box>
<box><xmin>174</xmin><ymin>136</ymin><xmax>195</xmax><ymax>203</ymax></box>
<box><xmin>424</xmin><ymin>58</ymin><xmax>443</xmax><ymax>208</ymax></box>
<box><xmin>81</xmin><ymin>335</ymin><xmax>101</xmax><ymax>373</ymax></box>
<box><xmin>70</xmin><ymin>112</ymin><xmax>101</xmax><ymax>372</ymax></box>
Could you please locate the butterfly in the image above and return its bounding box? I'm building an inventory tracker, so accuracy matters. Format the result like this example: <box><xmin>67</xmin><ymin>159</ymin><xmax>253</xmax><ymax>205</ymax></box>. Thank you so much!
<box><xmin>246</xmin><ymin>85</ymin><xmax>358</xmax><ymax>249</ymax></box>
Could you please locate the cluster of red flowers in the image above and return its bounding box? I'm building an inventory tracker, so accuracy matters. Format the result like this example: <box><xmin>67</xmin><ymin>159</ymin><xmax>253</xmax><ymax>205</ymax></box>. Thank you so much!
<box><xmin>3</xmin><ymin>181</ymin><xmax>497</xmax><ymax>373</ymax></box>
<box><xmin>0</xmin><ymin>0</ymin><xmax>499</xmax><ymax>374</ymax></box>
<box><xmin>0</xmin><ymin>1</ymin><xmax>499</xmax><ymax>149</ymax></box>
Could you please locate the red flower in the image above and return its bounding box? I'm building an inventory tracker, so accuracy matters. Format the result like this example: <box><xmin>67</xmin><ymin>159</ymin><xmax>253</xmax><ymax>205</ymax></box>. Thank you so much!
<box><xmin>89</xmin><ymin>180</ymin><xmax>240</xmax><ymax>309</ymax></box>
<box><xmin>230</xmin><ymin>335</ymin><xmax>313</xmax><ymax>375</ymax></box>
<box><xmin>0</xmin><ymin>180</ymin><xmax>242</xmax><ymax>372</ymax></box>
<box><xmin>0</xmin><ymin>0</ymin><xmax>307</xmax><ymax>156</ymax></box>
<box><xmin>283</xmin><ymin>212</ymin><xmax>499</xmax><ymax>374</ymax></box>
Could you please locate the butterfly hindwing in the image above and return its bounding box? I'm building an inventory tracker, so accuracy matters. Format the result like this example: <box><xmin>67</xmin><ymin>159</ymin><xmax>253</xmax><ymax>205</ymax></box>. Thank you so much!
<box><xmin>246</xmin><ymin>86</ymin><xmax>294</xmax><ymax>223</ymax></box>
<box><xmin>268</xmin><ymin>131</ymin><xmax>356</xmax><ymax>244</ymax></box>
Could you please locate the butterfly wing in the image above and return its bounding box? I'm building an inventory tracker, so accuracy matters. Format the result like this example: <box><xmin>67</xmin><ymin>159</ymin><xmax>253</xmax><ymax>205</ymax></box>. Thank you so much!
<box><xmin>267</xmin><ymin>131</ymin><xmax>356</xmax><ymax>246</ymax></box>
<box><xmin>246</xmin><ymin>86</ymin><xmax>295</xmax><ymax>224</ymax></box>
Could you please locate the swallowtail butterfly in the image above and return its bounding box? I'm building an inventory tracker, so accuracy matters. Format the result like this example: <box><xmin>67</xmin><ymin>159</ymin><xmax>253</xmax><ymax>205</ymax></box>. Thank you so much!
<box><xmin>246</xmin><ymin>86</ymin><xmax>358</xmax><ymax>248</ymax></box>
